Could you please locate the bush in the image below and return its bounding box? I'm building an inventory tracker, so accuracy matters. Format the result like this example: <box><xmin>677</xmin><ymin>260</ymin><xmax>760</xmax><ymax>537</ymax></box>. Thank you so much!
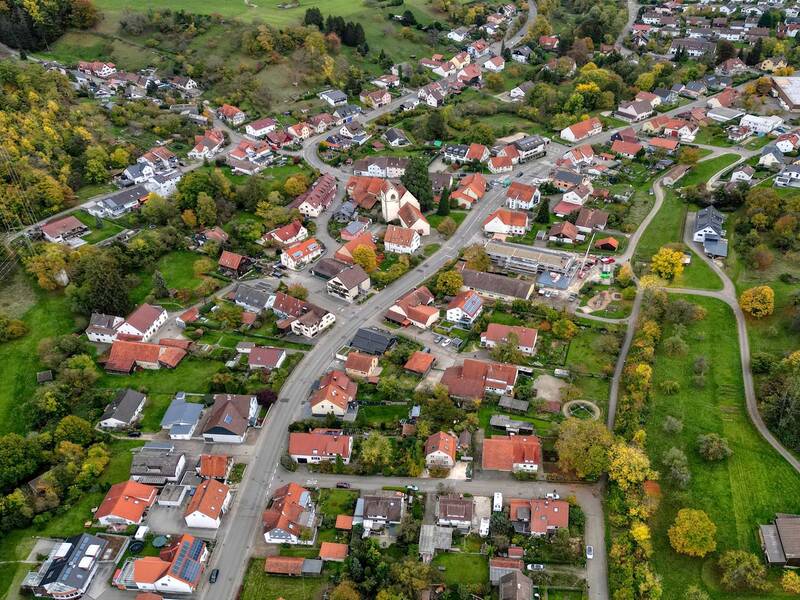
<box><xmin>663</xmin><ymin>416</ymin><xmax>683</xmax><ymax>434</ymax></box>
<box><xmin>751</xmin><ymin>352</ymin><xmax>777</xmax><ymax>374</ymax></box>
<box><xmin>280</xmin><ymin>453</ymin><xmax>298</xmax><ymax>472</ymax></box>
<box><xmin>696</xmin><ymin>433</ymin><xmax>732</xmax><ymax>461</ymax></box>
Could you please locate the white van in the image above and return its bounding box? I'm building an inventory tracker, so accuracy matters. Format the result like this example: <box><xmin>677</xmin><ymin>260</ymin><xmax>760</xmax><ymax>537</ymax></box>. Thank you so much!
<box><xmin>479</xmin><ymin>517</ymin><xmax>490</xmax><ymax>537</ymax></box>
<box><xmin>493</xmin><ymin>492</ymin><xmax>503</xmax><ymax>512</ymax></box>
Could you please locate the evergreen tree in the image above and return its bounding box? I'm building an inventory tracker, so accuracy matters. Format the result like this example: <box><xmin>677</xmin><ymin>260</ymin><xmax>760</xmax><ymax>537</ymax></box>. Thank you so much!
<box><xmin>401</xmin><ymin>157</ymin><xmax>434</xmax><ymax>212</ymax></box>
<box><xmin>152</xmin><ymin>271</ymin><xmax>169</xmax><ymax>299</ymax></box>
<box><xmin>746</xmin><ymin>38</ymin><xmax>763</xmax><ymax>66</ymax></box>
<box><xmin>437</xmin><ymin>186</ymin><xmax>451</xmax><ymax>216</ymax></box>
<box><xmin>426</xmin><ymin>111</ymin><xmax>446</xmax><ymax>140</ymax></box>
<box><xmin>535</xmin><ymin>198</ymin><xmax>549</xmax><ymax>224</ymax></box>
<box><xmin>76</xmin><ymin>253</ymin><xmax>131</xmax><ymax>316</ymax></box>
<box><xmin>304</xmin><ymin>7</ymin><xmax>323</xmax><ymax>28</ymax></box>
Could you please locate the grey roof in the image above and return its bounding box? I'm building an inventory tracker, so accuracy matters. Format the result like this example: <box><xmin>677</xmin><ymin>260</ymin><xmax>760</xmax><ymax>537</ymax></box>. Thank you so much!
<box><xmin>160</xmin><ymin>396</ymin><xmax>203</xmax><ymax>430</ymax></box>
<box><xmin>418</xmin><ymin>524</ymin><xmax>453</xmax><ymax>556</ymax></box>
<box><xmin>490</xmin><ymin>563</ymin><xmax>522</xmax><ymax>585</ymax></box>
<box><xmin>312</xmin><ymin>257</ymin><xmax>350</xmax><ymax>279</ymax></box>
<box><xmin>124</xmin><ymin>163</ymin><xmax>149</xmax><ymax>179</ymax></box>
<box><xmin>98</xmin><ymin>185</ymin><xmax>148</xmax><ymax>210</ymax></box>
<box><xmin>490</xmin><ymin>414</ymin><xmax>534</xmax><ymax>433</ymax></box>
<box><xmin>301</xmin><ymin>559</ymin><xmax>324</xmax><ymax>575</ymax></box>
<box><xmin>351</xmin><ymin>327</ymin><xmax>397</xmax><ymax>355</ymax></box>
<box><xmin>363</xmin><ymin>494</ymin><xmax>404</xmax><ymax>522</ymax></box>
<box><xmin>384</xmin><ymin>128</ymin><xmax>408</xmax><ymax>144</ymax></box>
<box><xmin>777</xmin><ymin>516</ymin><xmax>800</xmax><ymax>559</ymax></box>
<box><xmin>131</xmin><ymin>450</ymin><xmax>184</xmax><ymax>478</ymax></box>
<box><xmin>498</xmin><ymin>571</ymin><xmax>533</xmax><ymax>600</ymax></box>
<box><xmin>514</xmin><ymin>135</ymin><xmax>545</xmax><ymax>151</ymax></box>
<box><xmin>703</xmin><ymin>237</ymin><xmax>728</xmax><ymax>258</ymax></box>
<box><xmin>101</xmin><ymin>389</ymin><xmax>146</xmax><ymax>424</ymax></box>
<box><xmin>39</xmin><ymin>534</ymin><xmax>108</xmax><ymax>593</ymax></box>
<box><xmin>499</xmin><ymin>395</ymin><xmax>530</xmax><ymax>412</ymax></box>
<box><xmin>234</xmin><ymin>284</ymin><xmax>271</xmax><ymax>310</ymax></box>
<box><xmin>332</xmin><ymin>264</ymin><xmax>369</xmax><ymax>289</ymax></box>
<box><xmin>552</xmin><ymin>169</ymin><xmax>583</xmax><ymax>185</ymax></box>
<box><xmin>321</xmin><ymin>89</ymin><xmax>347</xmax><ymax>102</ymax></box>
<box><xmin>458</xmin><ymin>265</ymin><xmax>534</xmax><ymax>300</ymax></box>
<box><xmin>334</xmin><ymin>104</ymin><xmax>362</xmax><ymax>118</ymax></box>
<box><xmin>695</xmin><ymin>206</ymin><xmax>724</xmax><ymax>236</ymax></box>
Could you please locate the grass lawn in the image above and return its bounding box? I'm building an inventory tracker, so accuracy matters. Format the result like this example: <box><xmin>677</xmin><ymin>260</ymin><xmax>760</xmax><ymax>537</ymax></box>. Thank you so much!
<box><xmin>358</xmin><ymin>403</ymin><xmax>409</xmax><ymax>428</ymax></box>
<box><xmin>129</xmin><ymin>250</ymin><xmax>210</xmax><ymax>305</ymax></box>
<box><xmin>0</xmin><ymin>439</ymin><xmax>142</xmax><ymax>596</ymax></box>
<box><xmin>428</xmin><ymin>210</ymin><xmax>467</xmax><ymax>231</ymax></box>
<box><xmin>97</xmin><ymin>356</ymin><xmax>223</xmax><ymax>396</ymax></box>
<box><xmin>0</xmin><ymin>283</ymin><xmax>76</xmax><ymax>436</ymax></box>
<box><xmin>679</xmin><ymin>154</ymin><xmax>739</xmax><ymax>189</ymax></box>
<box><xmin>645</xmin><ymin>295</ymin><xmax>800</xmax><ymax>598</ymax></box>
<box><xmin>633</xmin><ymin>189</ymin><xmax>723</xmax><ymax>291</ymax></box>
<box><xmin>318</xmin><ymin>489</ymin><xmax>358</xmax><ymax>520</ymax></box>
<box><xmin>565</xmin><ymin>327</ymin><xmax>622</xmax><ymax>376</ymax></box>
<box><xmin>547</xmin><ymin>591</ymin><xmax>586</xmax><ymax>600</ymax></box>
<box><xmin>73</xmin><ymin>209</ymin><xmax>126</xmax><ymax>244</ymax></box>
<box><xmin>240</xmin><ymin>559</ymin><xmax>328</xmax><ymax>600</ymax></box>
<box><xmin>431</xmin><ymin>552</ymin><xmax>488</xmax><ymax>586</ymax></box>
<box><xmin>75</xmin><ymin>182</ymin><xmax>116</xmax><ymax>201</ymax></box>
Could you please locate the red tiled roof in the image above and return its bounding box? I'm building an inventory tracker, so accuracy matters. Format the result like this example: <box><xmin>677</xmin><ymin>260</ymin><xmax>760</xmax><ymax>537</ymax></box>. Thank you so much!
<box><xmin>335</xmin><ymin>514</ymin><xmax>354</xmax><ymax>530</ymax></box>
<box><xmin>552</xmin><ymin>201</ymin><xmax>582</xmax><ymax>216</ymax></box>
<box><xmin>490</xmin><ymin>557</ymin><xmax>524</xmax><ymax>570</ymax></box>
<box><xmin>248</xmin><ymin>347</ymin><xmax>286</xmax><ymax>369</ymax></box>
<box><xmin>345</xmin><ymin>351</ymin><xmax>377</xmax><ymax>374</ymax></box>
<box><xmin>564</xmin><ymin>117</ymin><xmax>601</xmax><ymax>140</ymax></box>
<box><xmin>125</xmin><ymin>304</ymin><xmax>164</xmax><ymax>335</ymax></box>
<box><xmin>611</xmin><ymin>140</ymin><xmax>643</xmax><ymax>156</ymax></box>
<box><xmin>549</xmin><ymin>221</ymin><xmax>579</xmax><ymax>240</ymax></box>
<box><xmin>198</xmin><ymin>454</ymin><xmax>230</xmax><ymax>479</ymax></box>
<box><xmin>576</xmin><ymin>208</ymin><xmax>609</xmax><ymax>230</ymax></box>
<box><xmin>384</xmin><ymin>225</ymin><xmax>417</xmax><ymax>247</ymax></box>
<box><xmin>335</xmin><ymin>232</ymin><xmax>376</xmax><ymax>264</ymax></box>
<box><xmin>268</xmin><ymin>220</ymin><xmax>305</xmax><ymax>244</ymax></box>
<box><xmin>96</xmin><ymin>480</ymin><xmax>157</xmax><ymax>523</ymax></box>
<box><xmin>179</xmin><ymin>307</ymin><xmax>199</xmax><ymax>324</ymax></box>
<box><xmin>219</xmin><ymin>104</ymin><xmax>243</xmax><ymax>119</ymax></box>
<box><xmin>185</xmin><ymin>479</ymin><xmax>229</xmax><ymax>520</ymax></box>
<box><xmin>105</xmin><ymin>340</ymin><xmax>186</xmax><ymax>372</ymax></box>
<box><xmin>288</xmin><ymin>431</ymin><xmax>352</xmax><ymax>459</ymax></box>
<box><xmin>440</xmin><ymin>359</ymin><xmax>517</xmax><ymax>399</ymax></box>
<box><xmin>41</xmin><ymin>215</ymin><xmax>85</xmax><ymax>239</ymax></box>
<box><xmin>404</xmin><ymin>351</ymin><xmax>435</xmax><ymax>374</ymax></box>
<box><xmin>264</xmin><ymin>556</ymin><xmax>304</xmax><ymax>576</ymax></box>
<box><xmin>482</xmin><ymin>435</ymin><xmax>541</xmax><ymax>471</ymax></box>
<box><xmin>647</xmin><ymin>137</ymin><xmax>680</xmax><ymax>151</ymax></box>
<box><xmin>218</xmin><ymin>250</ymin><xmax>245</xmax><ymax>270</ymax></box>
<box><xmin>425</xmin><ymin>431</ymin><xmax>457</xmax><ymax>461</ymax></box>
<box><xmin>311</xmin><ymin>370</ymin><xmax>357</xmax><ymax>411</ymax></box>
<box><xmin>319</xmin><ymin>542</ymin><xmax>349</xmax><ymax>561</ymax></box>
<box><xmin>506</xmin><ymin>182</ymin><xmax>536</xmax><ymax>203</ymax></box>
<box><xmin>595</xmin><ymin>236</ymin><xmax>619</xmax><ymax>250</ymax></box>
<box><xmin>481</xmin><ymin>323</ymin><xmax>537</xmax><ymax>349</ymax></box>
<box><xmin>484</xmin><ymin>208</ymin><xmax>528</xmax><ymax>228</ymax></box>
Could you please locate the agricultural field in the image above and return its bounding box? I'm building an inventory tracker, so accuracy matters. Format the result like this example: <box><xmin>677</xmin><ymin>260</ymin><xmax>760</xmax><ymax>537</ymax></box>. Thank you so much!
<box><xmin>645</xmin><ymin>295</ymin><xmax>800</xmax><ymax>598</ymax></box>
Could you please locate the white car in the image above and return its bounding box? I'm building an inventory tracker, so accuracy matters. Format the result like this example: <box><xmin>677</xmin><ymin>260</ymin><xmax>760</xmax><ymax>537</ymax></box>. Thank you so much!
<box><xmin>441</xmin><ymin>338</ymin><xmax>450</xmax><ymax>347</ymax></box>
<box><xmin>586</xmin><ymin>545</ymin><xmax>594</xmax><ymax>560</ymax></box>
<box><xmin>546</xmin><ymin>491</ymin><xmax>560</xmax><ymax>500</ymax></box>
<box><xmin>527</xmin><ymin>564</ymin><xmax>545</xmax><ymax>571</ymax></box>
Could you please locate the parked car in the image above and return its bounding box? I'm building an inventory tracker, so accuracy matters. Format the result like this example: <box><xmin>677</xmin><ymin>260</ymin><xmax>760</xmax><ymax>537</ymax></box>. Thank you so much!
<box><xmin>336</xmin><ymin>482</ymin><xmax>351</xmax><ymax>489</ymax></box>
<box><xmin>406</xmin><ymin>484</ymin><xmax>419</xmax><ymax>492</ymax></box>
<box><xmin>441</xmin><ymin>338</ymin><xmax>450</xmax><ymax>347</ymax></box>
<box><xmin>586</xmin><ymin>545</ymin><xmax>594</xmax><ymax>560</ymax></box>
<box><xmin>433</xmin><ymin>335</ymin><xmax>442</xmax><ymax>343</ymax></box>
<box><xmin>209</xmin><ymin>569</ymin><xmax>219</xmax><ymax>584</ymax></box>
<box><xmin>601</xmin><ymin>257</ymin><xmax>616</xmax><ymax>264</ymax></box>
<box><xmin>546</xmin><ymin>490</ymin><xmax>560</xmax><ymax>500</ymax></box>
<box><xmin>527</xmin><ymin>564</ymin><xmax>545</xmax><ymax>571</ymax></box>
<box><xmin>128</xmin><ymin>431</ymin><xmax>142</xmax><ymax>438</ymax></box>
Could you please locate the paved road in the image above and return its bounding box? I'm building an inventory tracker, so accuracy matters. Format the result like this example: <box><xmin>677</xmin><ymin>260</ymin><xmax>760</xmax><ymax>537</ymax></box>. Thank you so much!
<box><xmin>616</xmin><ymin>0</ymin><xmax>640</xmax><ymax>55</ymax></box>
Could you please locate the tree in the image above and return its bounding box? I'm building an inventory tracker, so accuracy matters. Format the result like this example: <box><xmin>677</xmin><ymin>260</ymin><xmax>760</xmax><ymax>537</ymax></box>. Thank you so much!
<box><xmin>668</xmin><ymin>509</ymin><xmax>717</xmax><ymax>557</ymax></box>
<box><xmin>401</xmin><ymin>157</ymin><xmax>434</xmax><ymax>211</ymax></box>
<box><xmin>552</xmin><ymin>318</ymin><xmax>578</xmax><ymax>340</ymax></box>
<box><xmin>55</xmin><ymin>415</ymin><xmax>94</xmax><ymax>446</ymax></box>
<box><xmin>426</xmin><ymin>110</ymin><xmax>446</xmax><ymax>140</ymax></box>
<box><xmin>437</xmin><ymin>186</ymin><xmax>451</xmax><ymax>216</ymax></box>
<box><xmin>739</xmin><ymin>285</ymin><xmax>774</xmax><ymax>318</ymax></box>
<box><xmin>284</xmin><ymin>174</ymin><xmax>309</xmax><ymax>197</ymax></box>
<box><xmin>70</xmin><ymin>252</ymin><xmax>131</xmax><ymax>316</ymax></box>
<box><xmin>0</xmin><ymin>313</ymin><xmax>27</xmax><ymax>342</ymax></box>
<box><xmin>678</xmin><ymin>147</ymin><xmax>701</xmax><ymax>165</ymax></box>
<box><xmin>719</xmin><ymin>550</ymin><xmax>768</xmax><ymax>591</ymax></box>
<box><xmin>216</xmin><ymin>303</ymin><xmax>243</xmax><ymax>329</ymax></box>
<box><xmin>109</xmin><ymin>147</ymin><xmax>130</xmax><ymax>168</ymax></box>
<box><xmin>490</xmin><ymin>332</ymin><xmax>526</xmax><ymax>365</ymax></box>
<box><xmin>436</xmin><ymin>217</ymin><xmax>457</xmax><ymax>238</ymax></box>
<box><xmin>391</xmin><ymin>559</ymin><xmax>435</xmax><ymax>598</ymax></box>
<box><xmin>352</xmin><ymin>245</ymin><xmax>378</xmax><ymax>273</ymax></box>
<box><xmin>651</xmin><ymin>246</ymin><xmax>684</xmax><ymax>280</ymax></box>
<box><xmin>716</xmin><ymin>40</ymin><xmax>736</xmax><ymax>64</ymax></box>
<box><xmin>782</xmin><ymin>570</ymin><xmax>800</xmax><ymax>594</ymax></box>
<box><xmin>463</xmin><ymin>244</ymin><xmax>490</xmax><ymax>271</ymax></box>
<box><xmin>196</xmin><ymin>192</ymin><xmax>217</xmax><ymax>227</ymax></box>
<box><xmin>25</xmin><ymin>244</ymin><xmax>70</xmax><ymax>290</ymax></box>
<box><xmin>555</xmin><ymin>418</ymin><xmax>613</xmax><ymax>479</ymax></box>
<box><xmin>360</xmin><ymin>433</ymin><xmax>392</xmax><ymax>470</ymax></box>
<box><xmin>286</xmin><ymin>283</ymin><xmax>308</xmax><ymax>300</ymax></box>
<box><xmin>377</xmin><ymin>375</ymin><xmax>405</xmax><ymax>402</ymax></box>
<box><xmin>662</xmin><ymin>447</ymin><xmax>691</xmax><ymax>488</ymax></box>
<box><xmin>330</xmin><ymin>580</ymin><xmax>361</xmax><ymax>600</ymax></box>
<box><xmin>696</xmin><ymin>433</ymin><xmax>732</xmax><ymax>461</ymax></box>
<box><xmin>435</xmin><ymin>270</ymin><xmax>463</xmax><ymax>296</ymax></box>
<box><xmin>152</xmin><ymin>271</ymin><xmax>169</xmax><ymax>299</ymax></box>
<box><xmin>607</xmin><ymin>442</ymin><xmax>654</xmax><ymax>491</ymax></box>
<box><xmin>485</xmin><ymin>72</ymin><xmax>504</xmax><ymax>91</ymax></box>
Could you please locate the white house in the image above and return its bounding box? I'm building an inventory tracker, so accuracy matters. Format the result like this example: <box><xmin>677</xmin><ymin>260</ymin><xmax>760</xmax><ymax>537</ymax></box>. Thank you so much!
<box><xmin>319</xmin><ymin>89</ymin><xmax>348</xmax><ymax>106</ymax></box>
<box><xmin>280</xmin><ymin>238</ymin><xmax>324</xmax><ymax>270</ymax></box>
<box><xmin>484</xmin><ymin>56</ymin><xmax>505</xmax><ymax>72</ymax></box>
<box><xmin>425</xmin><ymin>432</ymin><xmax>458</xmax><ymax>468</ymax></box>
<box><xmin>246</xmin><ymin>117</ymin><xmax>278</xmax><ymax>137</ymax></box>
<box><xmin>383</xmin><ymin>225</ymin><xmax>421</xmax><ymax>254</ymax></box>
<box><xmin>446</xmin><ymin>290</ymin><xmax>483</xmax><ymax>327</ymax></box>
<box><xmin>560</xmin><ymin>117</ymin><xmax>602</xmax><ymax>143</ymax></box>
<box><xmin>99</xmin><ymin>389</ymin><xmax>146</xmax><ymax>429</ymax></box>
<box><xmin>693</xmin><ymin>206</ymin><xmax>725</xmax><ymax>242</ymax></box>
<box><xmin>483</xmin><ymin>208</ymin><xmax>530</xmax><ymax>236</ymax></box>
<box><xmin>505</xmin><ymin>182</ymin><xmax>540</xmax><ymax>210</ymax></box>
<box><xmin>116</xmin><ymin>304</ymin><xmax>168</xmax><ymax>342</ymax></box>
<box><xmin>184</xmin><ymin>480</ymin><xmax>231</xmax><ymax>529</ymax></box>
<box><xmin>202</xmin><ymin>394</ymin><xmax>259</xmax><ymax>444</ymax></box>
<box><xmin>739</xmin><ymin>114</ymin><xmax>784</xmax><ymax>134</ymax></box>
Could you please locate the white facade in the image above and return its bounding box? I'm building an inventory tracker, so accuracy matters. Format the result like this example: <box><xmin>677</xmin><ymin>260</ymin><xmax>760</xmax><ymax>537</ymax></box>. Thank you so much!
<box><xmin>740</xmin><ymin>114</ymin><xmax>784</xmax><ymax>134</ymax></box>
<box><xmin>385</xmin><ymin>230</ymin><xmax>421</xmax><ymax>254</ymax></box>
<box><xmin>116</xmin><ymin>308</ymin><xmax>167</xmax><ymax>343</ymax></box>
<box><xmin>184</xmin><ymin>491</ymin><xmax>231</xmax><ymax>529</ymax></box>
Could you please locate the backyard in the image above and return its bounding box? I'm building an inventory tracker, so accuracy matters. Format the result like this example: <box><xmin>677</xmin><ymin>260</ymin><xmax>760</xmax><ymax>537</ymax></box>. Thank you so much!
<box><xmin>645</xmin><ymin>295</ymin><xmax>800</xmax><ymax>598</ymax></box>
<box><xmin>430</xmin><ymin>552</ymin><xmax>489</xmax><ymax>586</ymax></box>
<box><xmin>240</xmin><ymin>559</ymin><xmax>329</xmax><ymax>600</ymax></box>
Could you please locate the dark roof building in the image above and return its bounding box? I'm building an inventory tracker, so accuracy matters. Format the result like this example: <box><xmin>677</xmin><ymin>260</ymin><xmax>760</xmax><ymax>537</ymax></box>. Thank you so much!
<box><xmin>350</xmin><ymin>327</ymin><xmax>397</xmax><ymax>355</ymax></box>
<box><xmin>22</xmin><ymin>534</ymin><xmax>108</xmax><ymax>599</ymax></box>
<box><xmin>99</xmin><ymin>389</ymin><xmax>146</xmax><ymax>428</ymax></box>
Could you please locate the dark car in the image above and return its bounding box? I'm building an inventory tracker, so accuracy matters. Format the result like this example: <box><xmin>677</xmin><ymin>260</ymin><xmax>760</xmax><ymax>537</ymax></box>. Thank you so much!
<box><xmin>209</xmin><ymin>568</ymin><xmax>219</xmax><ymax>583</ymax></box>
<box><xmin>128</xmin><ymin>431</ymin><xmax>142</xmax><ymax>438</ymax></box>
<box><xmin>336</xmin><ymin>482</ymin><xmax>351</xmax><ymax>489</ymax></box>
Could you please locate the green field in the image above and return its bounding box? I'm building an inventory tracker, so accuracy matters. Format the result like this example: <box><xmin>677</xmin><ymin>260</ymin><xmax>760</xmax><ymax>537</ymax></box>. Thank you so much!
<box><xmin>130</xmin><ymin>250</ymin><xmax>212</xmax><ymax>305</ymax></box>
<box><xmin>240</xmin><ymin>559</ymin><xmax>328</xmax><ymax>600</ymax></box>
<box><xmin>680</xmin><ymin>154</ymin><xmax>739</xmax><ymax>189</ymax></box>
<box><xmin>428</xmin><ymin>210</ymin><xmax>468</xmax><ymax>231</ymax></box>
<box><xmin>358</xmin><ymin>403</ymin><xmax>409</xmax><ymax>427</ymax></box>
<box><xmin>431</xmin><ymin>552</ymin><xmax>489</xmax><ymax>586</ymax></box>
<box><xmin>633</xmin><ymin>188</ymin><xmax>723</xmax><ymax>291</ymax></box>
<box><xmin>646</xmin><ymin>295</ymin><xmax>800</xmax><ymax>598</ymax></box>
<box><xmin>0</xmin><ymin>281</ymin><xmax>77</xmax><ymax>436</ymax></box>
<box><xmin>318</xmin><ymin>488</ymin><xmax>359</xmax><ymax>520</ymax></box>
<box><xmin>96</xmin><ymin>357</ymin><xmax>224</xmax><ymax>396</ymax></box>
<box><xmin>73</xmin><ymin>209</ymin><xmax>126</xmax><ymax>244</ymax></box>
